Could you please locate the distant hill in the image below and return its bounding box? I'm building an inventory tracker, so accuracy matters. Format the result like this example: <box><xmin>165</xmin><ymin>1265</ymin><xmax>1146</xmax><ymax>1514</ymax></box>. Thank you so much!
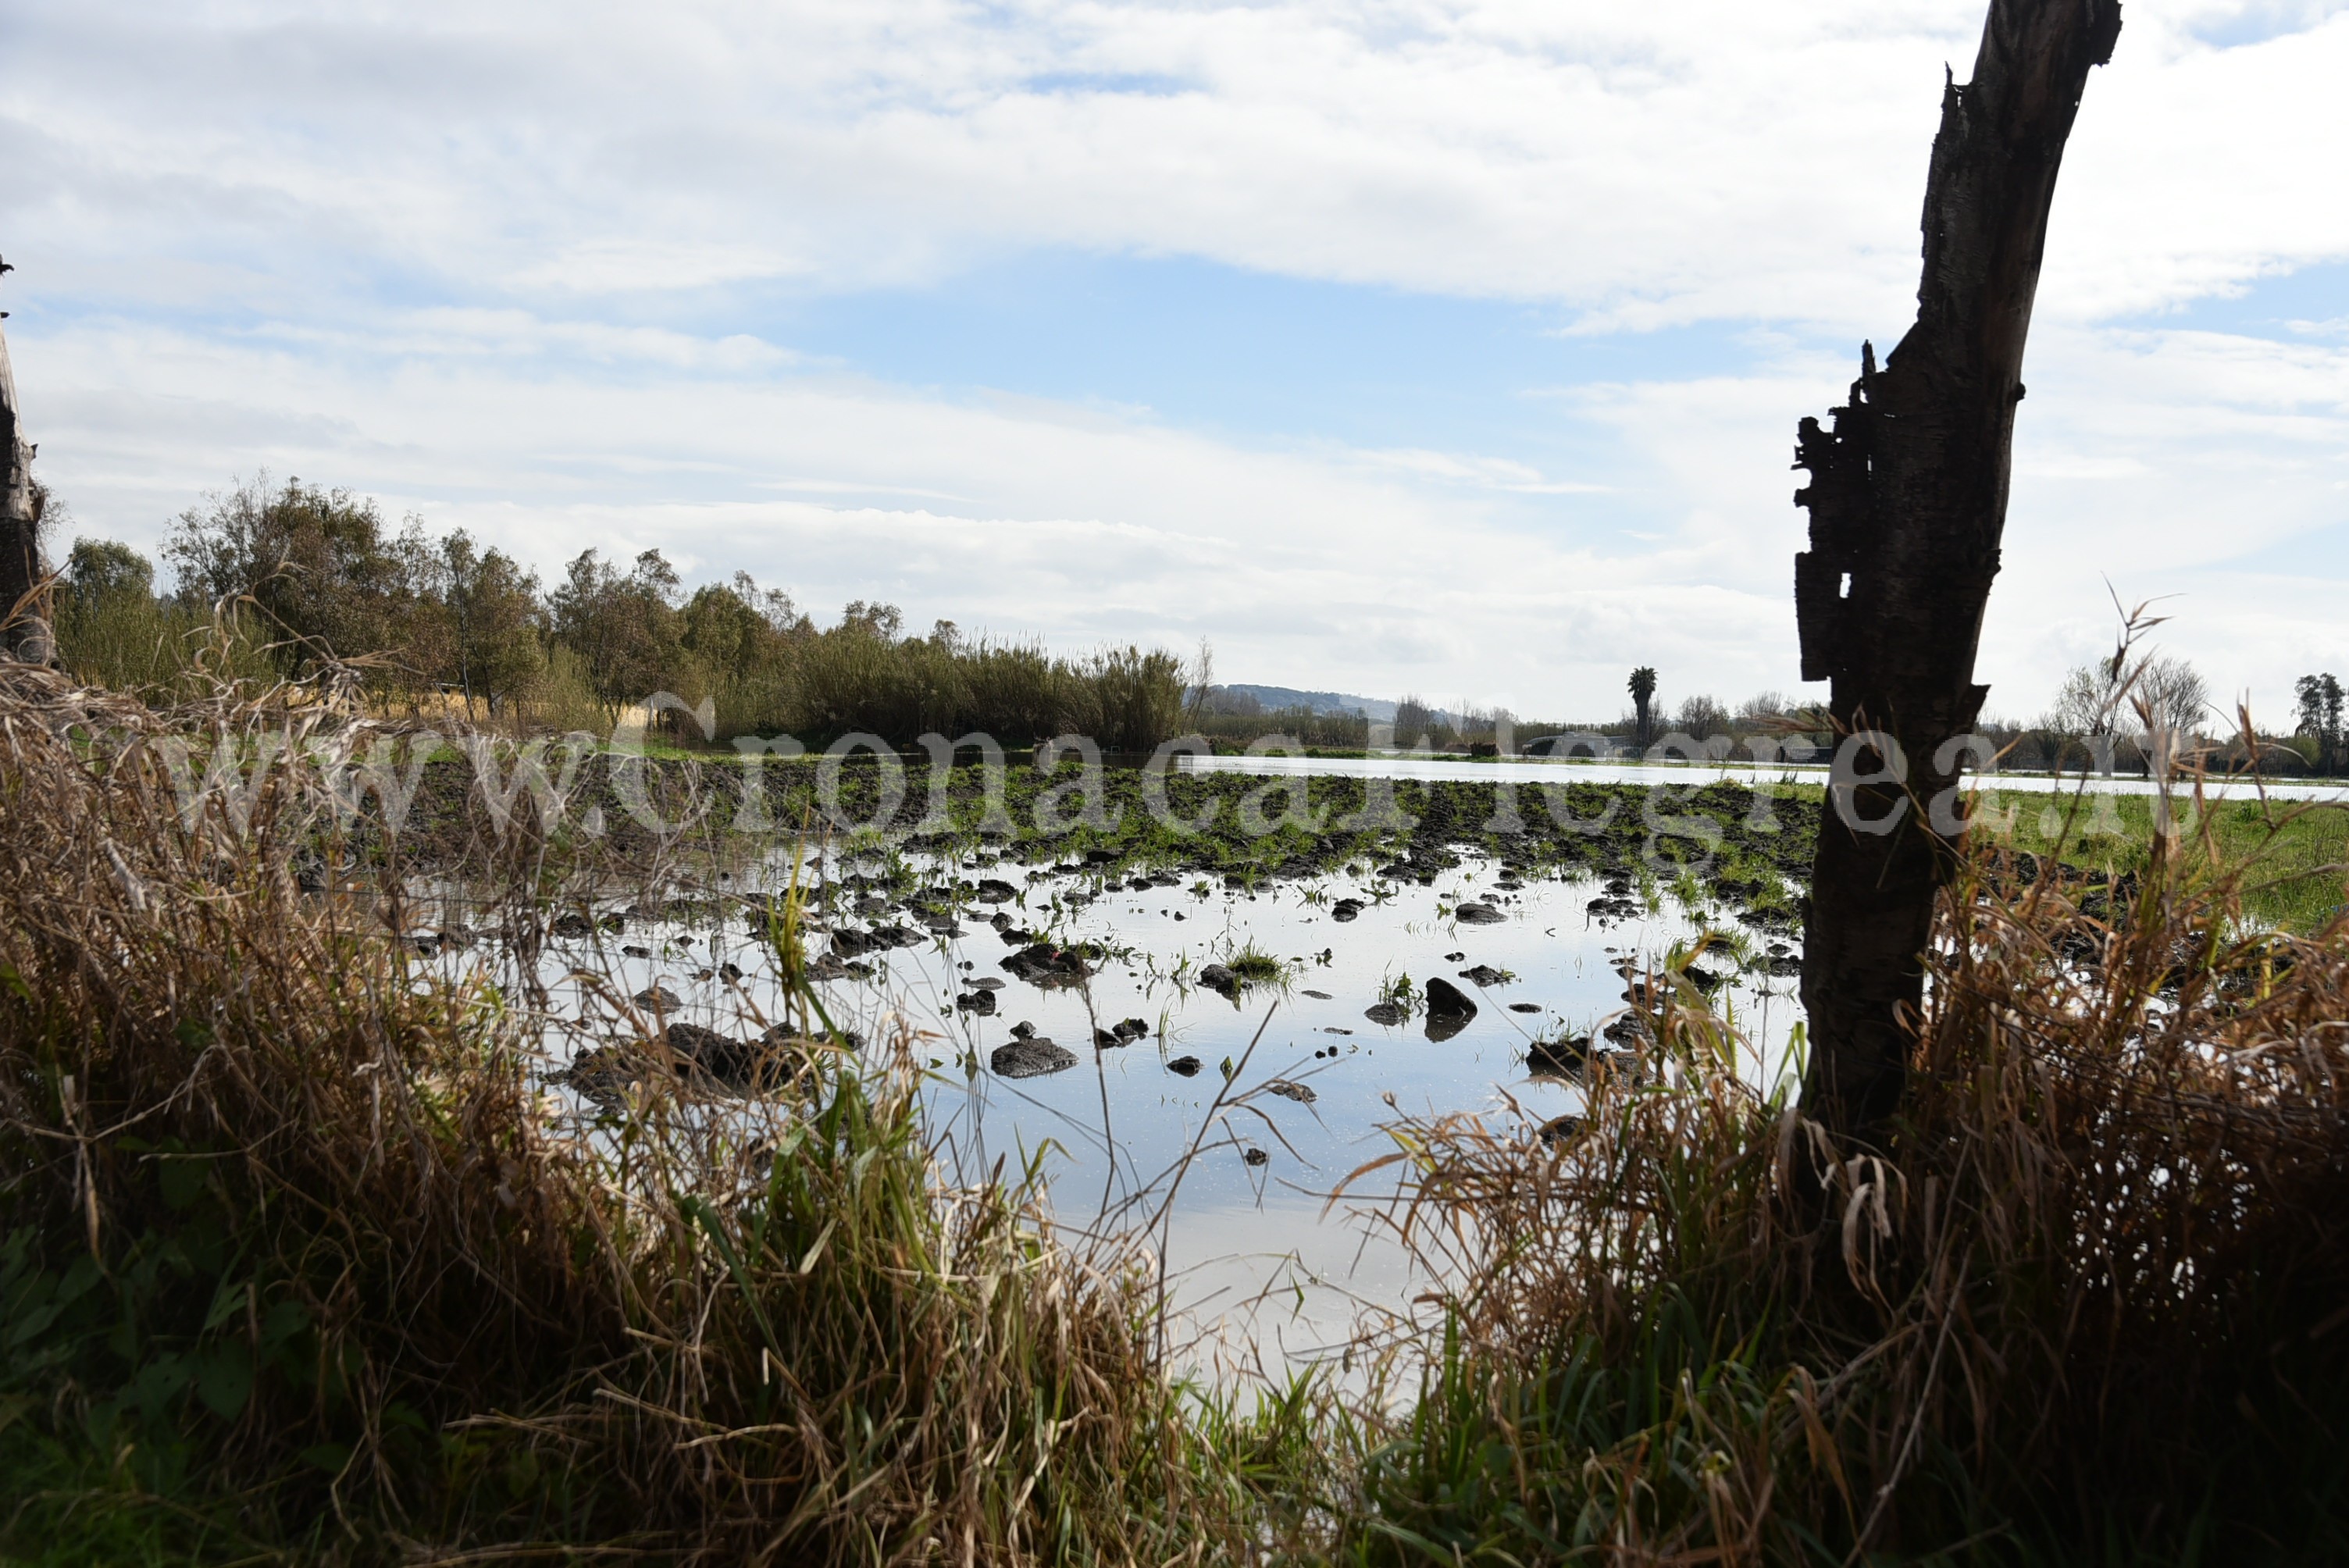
<box><xmin>1221</xmin><ymin>683</ymin><xmax>1398</xmax><ymax>722</ymax></box>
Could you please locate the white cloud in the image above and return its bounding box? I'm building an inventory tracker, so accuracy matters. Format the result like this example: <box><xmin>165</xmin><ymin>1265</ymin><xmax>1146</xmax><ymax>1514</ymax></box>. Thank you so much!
<box><xmin>6</xmin><ymin>1</ymin><xmax>2343</xmax><ymax>326</ymax></box>
<box><xmin>3</xmin><ymin>0</ymin><xmax>2347</xmax><ymax>722</ymax></box>
<box><xmin>33</xmin><ymin>300</ymin><xmax>2337</xmax><ymax>722</ymax></box>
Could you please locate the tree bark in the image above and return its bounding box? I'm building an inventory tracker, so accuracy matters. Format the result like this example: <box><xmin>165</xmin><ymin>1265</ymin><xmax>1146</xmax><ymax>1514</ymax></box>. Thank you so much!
<box><xmin>0</xmin><ymin>304</ymin><xmax>52</xmax><ymax>664</ymax></box>
<box><xmin>1795</xmin><ymin>0</ymin><xmax>2121</xmax><ymax>1136</ymax></box>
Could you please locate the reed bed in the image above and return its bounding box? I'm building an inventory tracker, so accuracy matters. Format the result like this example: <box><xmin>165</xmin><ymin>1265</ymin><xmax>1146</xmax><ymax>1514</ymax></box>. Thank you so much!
<box><xmin>1336</xmin><ymin>792</ymin><xmax>2349</xmax><ymax>1563</ymax></box>
<box><xmin>10</xmin><ymin>653</ymin><xmax>2349</xmax><ymax>1564</ymax></box>
<box><xmin>0</xmin><ymin>664</ymin><xmax>1281</xmax><ymax>1563</ymax></box>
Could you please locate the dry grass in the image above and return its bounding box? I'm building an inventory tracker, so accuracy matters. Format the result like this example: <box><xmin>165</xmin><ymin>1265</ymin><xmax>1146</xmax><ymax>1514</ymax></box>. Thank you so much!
<box><xmin>12</xmin><ymin>652</ymin><xmax>2349</xmax><ymax>1564</ymax></box>
<box><xmin>0</xmin><ymin>663</ymin><xmax>1274</xmax><ymax>1563</ymax></box>
<box><xmin>1337</xmin><ymin>790</ymin><xmax>2349</xmax><ymax>1563</ymax></box>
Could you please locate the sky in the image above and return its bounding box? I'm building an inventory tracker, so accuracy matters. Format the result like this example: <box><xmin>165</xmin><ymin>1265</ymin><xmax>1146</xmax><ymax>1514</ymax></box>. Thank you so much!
<box><xmin>1</xmin><ymin>0</ymin><xmax>2344</xmax><ymax>725</ymax></box>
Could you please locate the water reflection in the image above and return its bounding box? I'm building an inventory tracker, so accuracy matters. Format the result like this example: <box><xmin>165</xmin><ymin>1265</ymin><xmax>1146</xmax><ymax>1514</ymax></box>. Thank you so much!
<box><xmin>429</xmin><ymin>848</ymin><xmax>1803</xmax><ymax>1377</ymax></box>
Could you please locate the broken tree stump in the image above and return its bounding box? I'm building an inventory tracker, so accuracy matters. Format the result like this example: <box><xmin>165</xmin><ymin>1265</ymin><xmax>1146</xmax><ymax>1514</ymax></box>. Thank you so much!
<box><xmin>1795</xmin><ymin>0</ymin><xmax>2123</xmax><ymax>1135</ymax></box>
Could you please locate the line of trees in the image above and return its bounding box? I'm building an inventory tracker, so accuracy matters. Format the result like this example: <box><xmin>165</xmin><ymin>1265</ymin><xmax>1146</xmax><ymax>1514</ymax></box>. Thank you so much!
<box><xmin>2297</xmin><ymin>672</ymin><xmax>2343</xmax><ymax>774</ymax></box>
<box><xmin>51</xmin><ymin>476</ymin><xmax>1187</xmax><ymax>750</ymax></box>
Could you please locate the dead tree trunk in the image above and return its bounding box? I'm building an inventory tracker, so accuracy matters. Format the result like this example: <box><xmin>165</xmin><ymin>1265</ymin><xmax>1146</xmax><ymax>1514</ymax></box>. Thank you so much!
<box><xmin>1795</xmin><ymin>0</ymin><xmax>2121</xmax><ymax>1136</ymax></box>
<box><xmin>0</xmin><ymin>265</ymin><xmax>52</xmax><ymax>665</ymax></box>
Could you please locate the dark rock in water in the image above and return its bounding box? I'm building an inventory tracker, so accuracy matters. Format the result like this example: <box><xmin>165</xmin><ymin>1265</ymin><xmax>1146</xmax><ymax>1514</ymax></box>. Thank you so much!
<box><xmin>1093</xmin><ymin>1028</ymin><xmax>1128</xmax><ymax>1049</ymax></box>
<box><xmin>956</xmin><ymin>989</ymin><xmax>997</xmax><ymax>1015</ymax></box>
<box><xmin>1766</xmin><ymin>953</ymin><xmax>1803</xmax><ymax>977</ymax></box>
<box><xmin>975</xmin><ymin>878</ymin><xmax>1018</xmax><ymax>903</ymax></box>
<box><xmin>997</xmin><ymin>925</ymin><xmax>1039</xmax><ymax>946</ymax></box>
<box><xmin>554</xmin><ymin>1023</ymin><xmax>810</xmax><ymax>1108</ymax></box>
<box><xmin>633</xmin><ymin>985</ymin><xmax>683</xmax><ymax>1011</ymax></box>
<box><xmin>551</xmin><ymin>911</ymin><xmax>597</xmax><ymax>939</ymax></box>
<box><xmin>992</xmin><ymin>1039</ymin><xmax>1078</xmax><ymax>1079</ymax></box>
<box><xmin>1331</xmin><ymin>899</ymin><xmax>1364</xmax><ymax>923</ymax></box>
<box><xmin>1167</xmin><ymin>1056</ymin><xmax>1203</xmax><ymax>1077</ymax></box>
<box><xmin>674</xmin><ymin>1022</ymin><xmax>808</xmax><ymax>1092</ymax></box>
<box><xmin>1196</xmin><ymin>962</ymin><xmax>1239</xmax><ymax>997</ymax></box>
<box><xmin>1302</xmin><ymin>989</ymin><xmax>1333</xmax><ymax>1000</ymax></box>
<box><xmin>1526</xmin><ymin>1034</ymin><xmax>1592</xmax><ymax>1078</ymax></box>
<box><xmin>867</xmin><ymin>924</ymin><xmax>924</xmax><ymax>950</ymax></box>
<box><xmin>1010</xmin><ymin>1020</ymin><xmax>1035</xmax><ymax>1039</ymax></box>
<box><xmin>1267</xmin><ymin>1080</ymin><xmax>1316</xmax><ymax>1104</ymax></box>
<box><xmin>990</xmin><ymin>911</ymin><xmax>1014</xmax><ymax>930</ymax></box>
<box><xmin>1424</xmin><ymin>978</ymin><xmax>1476</xmax><ymax>1017</ymax></box>
<box><xmin>1363</xmin><ymin>1000</ymin><xmax>1410</xmax><ymax>1027</ymax></box>
<box><xmin>1455</xmin><ymin>901</ymin><xmax>1506</xmax><ymax>925</ymax></box>
<box><xmin>1457</xmin><ymin>964</ymin><xmax>1513</xmax><ymax>987</ymax></box>
<box><xmin>921</xmin><ymin>914</ymin><xmax>961</xmax><ymax>936</ymax></box>
<box><xmin>829</xmin><ymin>928</ymin><xmax>875</xmax><ymax>957</ymax></box>
<box><xmin>720</xmin><ymin>962</ymin><xmax>744</xmax><ymax>982</ymax></box>
<box><xmin>1538</xmin><ymin>1114</ymin><xmax>1584</xmax><ymax>1146</ymax></box>
<box><xmin>1681</xmin><ymin>963</ymin><xmax>1724</xmax><ymax>992</ymax></box>
<box><xmin>968</xmin><ymin>975</ymin><xmax>1005</xmax><ymax>991</ymax></box>
<box><xmin>806</xmin><ymin>953</ymin><xmax>873</xmax><ymax>982</ymax></box>
<box><xmin>552</xmin><ymin>1044</ymin><xmax>647</xmax><ymax>1109</ymax></box>
<box><xmin>1602</xmin><ymin>1013</ymin><xmax>1654</xmax><ymax>1047</ymax></box>
<box><xmin>1322</xmin><ymin>1026</ymin><xmax>1353</xmax><ymax>1036</ymax></box>
<box><xmin>854</xmin><ymin>896</ymin><xmax>891</xmax><ymax>917</ymax></box>
<box><xmin>1424</xmin><ymin>977</ymin><xmax>1477</xmax><ymax>1042</ymax></box>
<box><xmin>1242</xmin><ymin>1147</ymin><xmax>1270</xmax><ymax>1167</ymax></box>
<box><xmin>1510</xmin><ymin>1003</ymin><xmax>1543</xmax><ymax>1015</ymax></box>
<box><xmin>1002</xmin><ymin>942</ymin><xmax>1093</xmax><ymax>988</ymax></box>
<box><xmin>622</xmin><ymin>943</ymin><xmax>652</xmax><ymax>959</ymax></box>
<box><xmin>1114</xmin><ymin>1017</ymin><xmax>1150</xmax><ymax>1042</ymax></box>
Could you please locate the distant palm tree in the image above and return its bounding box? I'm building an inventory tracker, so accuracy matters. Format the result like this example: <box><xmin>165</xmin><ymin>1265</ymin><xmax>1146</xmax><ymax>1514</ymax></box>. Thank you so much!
<box><xmin>1627</xmin><ymin>666</ymin><xmax>1658</xmax><ymax>743</ymax></box>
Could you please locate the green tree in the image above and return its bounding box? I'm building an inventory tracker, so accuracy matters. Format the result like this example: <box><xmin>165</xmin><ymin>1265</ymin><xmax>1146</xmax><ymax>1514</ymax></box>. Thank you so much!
<box><xmin>62</xmin><ymin>537</ymin><xmax>154</xmax><ymax>602</ymax></box>
<box><xmin>2296</xmin><ymin>673</ymin><xmax>2342</xmax><ymax>775</ymax></box>
<box><xmin>435</xmin><ymin>531</ymin><xmax>544</xmax><ymax>718</ymax></box>
<box><xmin>1627</xmin><ymin>666</ymin><xmax>1658</xmax><ymax>743</ymax></box>
<box><xmin>547</xmin><ymin>548</ymin><xmax>683</xmax><ymax>722</ymax></box>
<box><xmin>163</xmin><ymin>475</ymin><xmax>415</xmax><ymax>682</ymax></box>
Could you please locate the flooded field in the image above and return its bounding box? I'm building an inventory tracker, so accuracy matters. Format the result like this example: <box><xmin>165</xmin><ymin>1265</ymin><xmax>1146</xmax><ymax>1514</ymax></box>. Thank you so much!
<box><xmin>437</xmin><ymin>842</ymin><xmax>1806</xmax><ymax>1376</ymax></box>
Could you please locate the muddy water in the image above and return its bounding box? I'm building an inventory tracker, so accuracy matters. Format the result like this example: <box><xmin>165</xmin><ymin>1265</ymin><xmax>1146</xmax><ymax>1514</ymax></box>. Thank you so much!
<box><xmin>487</xmin><ymin>853</ymin><xmax>1802</xmax><ymax>1377</ymax></box>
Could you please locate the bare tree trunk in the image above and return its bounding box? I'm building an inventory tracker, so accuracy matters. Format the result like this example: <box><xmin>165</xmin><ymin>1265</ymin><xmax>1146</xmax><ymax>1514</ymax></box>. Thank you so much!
<box><xmin>1795</xmin><ymin>0</ymin><xmax>2121</xmax><ymax>1136</ymax></box>
<box><xmin>0</xmin><ymin>298</ymin><xmax>52</xmax><ymax>664</ymax></box>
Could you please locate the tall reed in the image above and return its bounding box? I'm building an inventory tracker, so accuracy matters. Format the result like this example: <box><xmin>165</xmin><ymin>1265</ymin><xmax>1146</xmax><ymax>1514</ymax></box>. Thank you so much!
<box><xmin>1340</xmin><ymin>793</ymin><xmax>2349</xmax><ymax>1562</ymax></box>
<box><xmin>0</xmin><ymin>664</ymin><xmax>1267</xmax><ymax>1561</ymax></box>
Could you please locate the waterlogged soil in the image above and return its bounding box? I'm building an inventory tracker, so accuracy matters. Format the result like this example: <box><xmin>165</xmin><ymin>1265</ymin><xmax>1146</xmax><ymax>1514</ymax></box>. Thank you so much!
<box><xmin>398</xmin><ymin>764</ymin><xmax>1816</xmax><ymax>1373</ymax></box>
<box><xmin>393</xmin><ymin>755</ymin><xmax>1819</xmax><ymax>904</ymax></box>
